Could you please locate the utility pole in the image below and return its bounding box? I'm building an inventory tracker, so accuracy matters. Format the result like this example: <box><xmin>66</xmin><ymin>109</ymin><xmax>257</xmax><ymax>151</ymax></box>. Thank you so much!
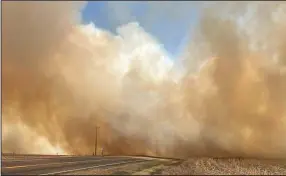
<box><xmin>95</xmin><ymin>126</ymin><xmax>100</xmax><ymax>156</ymax></box>
<box><xmin>155</xmin><ymin>139</ymin><xmax>157</xmax><ymax>156</ymax></box>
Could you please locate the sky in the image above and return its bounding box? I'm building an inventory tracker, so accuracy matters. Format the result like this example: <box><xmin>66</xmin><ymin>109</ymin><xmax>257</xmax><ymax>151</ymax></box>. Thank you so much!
<box><xmin>81</xmin><ymin>1</ymin><xmax>201</xmax><ymax>58</ymax></box>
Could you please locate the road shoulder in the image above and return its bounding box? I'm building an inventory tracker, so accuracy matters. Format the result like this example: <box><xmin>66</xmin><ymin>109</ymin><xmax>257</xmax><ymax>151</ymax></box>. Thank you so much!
<box><xmin>132</xmin><ymin>160</ymin><xmax>182</xmax><ymax>175</ymax></box>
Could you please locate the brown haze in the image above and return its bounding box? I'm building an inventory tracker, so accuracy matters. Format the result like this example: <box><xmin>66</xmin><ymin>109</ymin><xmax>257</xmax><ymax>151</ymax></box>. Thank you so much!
<box><xmin>2</xmin><ymin>1</ymin><xmax>286</xmax><ymax>159</ymax></box>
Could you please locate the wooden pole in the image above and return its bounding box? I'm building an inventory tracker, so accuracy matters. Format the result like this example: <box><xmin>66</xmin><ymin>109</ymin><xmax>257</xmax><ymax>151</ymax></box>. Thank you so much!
<box><xmin>95</xmin><ymin>126</ymin><xmax>100</xmax><ymax>156</ymax></box>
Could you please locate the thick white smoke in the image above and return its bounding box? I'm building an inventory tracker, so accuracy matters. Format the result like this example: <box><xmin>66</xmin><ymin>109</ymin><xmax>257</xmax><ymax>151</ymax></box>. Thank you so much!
<box><xmin>3</xmin><ymin>1</ymin><xmax>286</xmax><ymax>159</ymax></box>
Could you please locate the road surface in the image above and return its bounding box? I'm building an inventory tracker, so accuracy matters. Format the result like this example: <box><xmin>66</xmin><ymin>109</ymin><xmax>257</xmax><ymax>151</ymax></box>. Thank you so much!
<box><xmin>2</xmin><ymin>154</ymin><xmax>157</xmax><ymax>175</ymax></box>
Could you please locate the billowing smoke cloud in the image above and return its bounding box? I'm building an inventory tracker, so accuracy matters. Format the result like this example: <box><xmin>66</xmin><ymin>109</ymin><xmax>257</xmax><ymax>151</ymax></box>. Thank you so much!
<box><xmin>2</xmin><ymin>1</ymin><xmax>286</xmax><ymax>159</ymax></box>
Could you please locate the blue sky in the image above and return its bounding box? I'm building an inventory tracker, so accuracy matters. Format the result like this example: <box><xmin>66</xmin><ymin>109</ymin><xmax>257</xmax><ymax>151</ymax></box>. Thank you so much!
<box><xmin>82</xmin><ymin>1</ymin><xmax>200</xmax><ymax>58</ymax></box>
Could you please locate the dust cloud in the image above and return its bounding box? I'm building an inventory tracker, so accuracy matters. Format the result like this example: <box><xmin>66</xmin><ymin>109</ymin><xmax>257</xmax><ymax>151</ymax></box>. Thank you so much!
<box><xmin>2</xmin><ymin>1</ymin><xmax>286</xmax><ymax>159</ymax></box>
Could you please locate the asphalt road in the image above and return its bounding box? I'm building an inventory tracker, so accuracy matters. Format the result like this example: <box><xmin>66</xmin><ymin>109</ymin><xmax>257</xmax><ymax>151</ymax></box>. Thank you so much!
<box><xmin>2</xmin><ymin>155</ymin><xmax>150</xmax><ymax>175</ymax></box>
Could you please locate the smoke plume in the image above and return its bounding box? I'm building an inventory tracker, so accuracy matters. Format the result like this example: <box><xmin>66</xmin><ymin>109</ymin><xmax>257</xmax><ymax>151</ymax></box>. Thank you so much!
<box><xmin>2</xmin><ymin>1</ymin><xmax>286</xmax><ymax>159</ymax></box>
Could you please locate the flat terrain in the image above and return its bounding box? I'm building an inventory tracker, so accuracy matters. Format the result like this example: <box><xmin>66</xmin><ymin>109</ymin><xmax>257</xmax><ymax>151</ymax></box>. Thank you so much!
<box><xmin>4</xmin><ymin>154</ymin><xmax>285</xmax><ymax>175</ymax></box>
<box><xmin>162</xmin><ymin>157</ymin><xmax>286</xmax><ymax>175</ymax></box>
<box><xmin>1</xmin><ymin>154</ymin><xmax>175</xmax><ymax>175</ymax></box>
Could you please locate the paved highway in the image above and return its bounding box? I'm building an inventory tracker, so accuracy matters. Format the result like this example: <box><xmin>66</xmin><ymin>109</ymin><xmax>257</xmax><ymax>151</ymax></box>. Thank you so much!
<box><xmin>2</xmin><ymin>155</ymin><xmax>151</xmax><ymax>175</ymax></box>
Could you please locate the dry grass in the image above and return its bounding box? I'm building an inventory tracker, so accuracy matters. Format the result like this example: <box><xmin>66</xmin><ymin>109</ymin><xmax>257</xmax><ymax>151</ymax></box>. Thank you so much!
<box><xmin>162</xmin><ymin>158</ymin><xmax>286</xmax><ymax>175</ymax></box>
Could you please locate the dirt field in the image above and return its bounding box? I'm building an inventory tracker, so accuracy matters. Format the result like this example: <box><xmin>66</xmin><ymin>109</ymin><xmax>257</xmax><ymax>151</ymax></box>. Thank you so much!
<box><xmin>161</xmin><ymin>158</ymin><xmax>286</xmax><ymax>175</ymax></box>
